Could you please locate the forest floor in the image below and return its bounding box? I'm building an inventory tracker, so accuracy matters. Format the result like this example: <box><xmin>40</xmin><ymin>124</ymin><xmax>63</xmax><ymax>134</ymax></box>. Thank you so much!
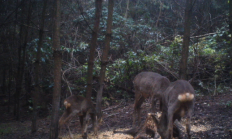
<box><xmin>1</xmin><ymin>92</ymin><xmax>232</xmax><ymax>139</ymax></box>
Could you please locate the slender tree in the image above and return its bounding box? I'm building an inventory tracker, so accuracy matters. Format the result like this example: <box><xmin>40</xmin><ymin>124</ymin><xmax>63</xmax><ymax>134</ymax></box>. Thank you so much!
<box><xmin>50</xmin><ymin>0</ymin><xmax>61</xmax><ymax>138</ymax></box>
<box><xmin>229</xmin><ymin>0</ymin><xmax>232</xmax><ymax>73</ymax></box>
<box><xmin>14</xmin><ymin>0</ymin><xmax>32</xmax><ymax>120</ymax></box>
<box><xmin>8</xmin><ymin>0</ymin><xmax>19</xmax><ymax>113</ymax></box>
<box><xmin>96</xmin><ymin>0</ymin><xmax>114</xmax><ymax>120</ymax></box>
<box><xmin>229</xmin><ymin>0</ymin><xmax>232</xmax><ymax>40</ymax></box>
<box><xmin>124</xmin><ymin>0</ymin><xmax>129</xmax><ymax>19</ymax></box>
<box><xmin>86</xmin><ymin>0</ymin><xmax>103</xmax><ymax>100</ymax></box>
<box><xmin>179</xmin><ymin>0</ymin><xmax>194</xmax><ymax>79</ymax></box>
<box><xmin>31</xmin><ymin>0</ymin><xmax>47</xmax><ymax>133</ymax></box>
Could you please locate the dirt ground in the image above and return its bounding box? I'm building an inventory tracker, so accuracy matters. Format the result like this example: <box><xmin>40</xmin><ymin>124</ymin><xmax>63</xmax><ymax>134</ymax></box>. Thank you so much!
<box><xmin>1</xmin><ymin>92</ymin><xmax>232</xmax><ymax>139</ymax></box>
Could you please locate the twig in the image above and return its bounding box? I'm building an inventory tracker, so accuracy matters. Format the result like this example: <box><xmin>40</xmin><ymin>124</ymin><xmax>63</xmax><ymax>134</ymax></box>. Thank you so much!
<box><xmin>190</xmin><ymin>32</ymin><xmax>216</xmax><ymax>38</ymax></box>
<box><xmin>213</xmin><ymin>76</ymin><xmax>217</xmax><ymax>96</ymax></box>
<box><xmin>67</xmin><ymin>125</ymin><xmax>74</xmax><ymax>139</ymax></box>
<box><xmin>77</xmin><ymin>0</ymin><xmax>94</xmax><ymax>32</ymax></box>
<box><xmin>102</xmin><ymin>101</ymin><xmax>124</xmax><ymax>112</ymax></box>
<box><xmin>105</xmin><ymin>113</ymin><xmax>120</xmax><ymax>118</ymax></box>
<box><xmin>102</xmin><ymin>120</ymin><xmax>110</xmax><ymax>131</ymax></box>
<box><xmin>154</xmin><ymin>59</ymin><xmax>179</xmax><ymax>79</ymax></box>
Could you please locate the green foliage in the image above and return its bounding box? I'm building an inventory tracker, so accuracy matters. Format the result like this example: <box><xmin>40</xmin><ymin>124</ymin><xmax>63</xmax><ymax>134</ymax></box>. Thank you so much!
<box><xmin>27</xmin><ymin>37</ymin><xmax>53</xmax><ymax>63</ymax></box>
<box><xmin>61</xmin><ymin>41</ymin><xmax>88</xmax><ymax>53</ymax></box>
<box><xmin>226</xmin><ymin>101</ymin><xmax>232</xmax><ymax>107</ymax></box>
<box><xmin>192</xmin><ymin>26</ymin><xmax>230</xmax><ymax>64</ymax></box>
<box><xmin>74</xmin><ymin>6</ymin><xmax>160</xmax><ymax>52</ymax></box>
<box><xmin>61</xmin><ymin>0</ymin><xmax>231</xmax><ymax>97</ymax></box>
<box><xmin>220</xmin><ymin>100</ymin><xmax>232</xmax><ymax>108</ymax></box>
<box><xmin>0</xmin><ymin>124</ymin><xmax>12</xmax><ymax>135</ymax></box>
<box><xmin>65</xmin><ymin>24</ymin><xmax>232</xmax><ymax>96</ymax></box>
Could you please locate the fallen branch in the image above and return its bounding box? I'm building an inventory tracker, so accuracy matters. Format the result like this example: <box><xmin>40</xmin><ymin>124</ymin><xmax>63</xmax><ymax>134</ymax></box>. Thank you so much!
<box><xmin>190</xmin><ymin>32</ymin><xmax>216</xmax><ymax>38</ymax></box>
<box><xmin>105</xmin><ymin>113</ymin><xmax>120</xmax><ymax>118</ymax></box>
<box><xmin>102</xmin><ymin>101</ymin><xmax>124</xmax><ymax>112</ymax></box>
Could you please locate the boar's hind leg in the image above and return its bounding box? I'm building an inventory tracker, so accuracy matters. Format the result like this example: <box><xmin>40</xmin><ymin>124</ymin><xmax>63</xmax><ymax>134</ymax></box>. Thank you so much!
<box><xmin>80</xmin><ymin>112</ymin><xmax>88</xmax><ymax>139</ymax></box>
<box><xmin>90</xmin><ymin>112</ymin><xmax>98</xmax><ymax>137</ymax></box>
<box><xmin>186</xmin><ymin>107</ymin><xmax>193</xmax><ymax>139</ymax></box>
<box><xmin>133</xmin><ymin>93</ymin><xmax>145</xmax><ymax>127</ymax></box>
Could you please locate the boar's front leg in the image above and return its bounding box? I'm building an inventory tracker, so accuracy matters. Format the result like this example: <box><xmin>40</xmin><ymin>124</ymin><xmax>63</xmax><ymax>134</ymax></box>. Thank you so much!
<box><xmin>80</xmin><ymin>112</ymin><xmax>88</xmax><ymax>139</ymax></box>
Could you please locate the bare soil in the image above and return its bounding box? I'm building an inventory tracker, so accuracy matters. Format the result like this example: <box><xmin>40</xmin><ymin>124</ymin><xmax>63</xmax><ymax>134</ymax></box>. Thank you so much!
<box><xmin>1</xmin><ymin>92</ymin><xmax>232</xmax><ymax>139</ymax></box>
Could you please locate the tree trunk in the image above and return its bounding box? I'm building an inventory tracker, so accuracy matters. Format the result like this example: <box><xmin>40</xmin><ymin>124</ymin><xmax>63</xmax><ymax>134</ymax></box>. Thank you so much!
<box><xmin>50</xmin><ymin>0</ymin><xmax>61</xmax><ymax>138</ymax></box>
<box><xmin>124</xmin><ymin>0</ymin><xmax>129</xmax><ymax>19</ymax></box>
<box><xmin>96</xmin><ymin>0</ymin><xmax>114</xmax><ymax>120</ymax></box>
<box><xmin>10</xmin><ymin>0</ymin><xmax>18</xmax><ymax>113</ymax></box>
<box><xmin>156</xmin><ymin>0</ymin><xmax>163</xmax><ymax>27</ymax></box>
<box><xmin>32</xmin><ymin>0</ymin><xmax>47</xmax><ymax>133</ymax></box>
<box><xmin>14</xmin><ymin>0</ymin><xmax>24</xmax><ymax>119</ymax></box>
<box><xmin>8</xmin><ymin>66</ymin><xmax>12</xmax><ymax>113</ymax></box>
<box><xmin>229</xmin><ymin>0</ymin><xmax>232</xmax><ymax>36</ymax></box>
<box><xmin>86</xmin><ymin>0</ymin><xmax>103</xmax><ymax>100</ymax></box>
<box><xmin>229</xmin><ymin>0</ymin><xmax>232</xmax><ymax>76</ymax></box>
<box><xmin>14</xmin><ymin>0</ymin><xmax>32</xmax><ymax>120</ymax></box>
<box><xmin>2</xmin><ymin>67</ymin><xmax>6</xmax><ymax>95</ymax></box>
<box><xmin>179</xmin><ymin>0</ymin><xmax>193</xmax><ymax>80</ymax></box>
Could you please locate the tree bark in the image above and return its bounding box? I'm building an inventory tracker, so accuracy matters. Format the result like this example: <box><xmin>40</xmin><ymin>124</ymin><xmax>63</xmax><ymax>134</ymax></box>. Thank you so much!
<box><xmin>156</xmin><ymin>0</ymin><xmax>163</xmax><ymax>27</ymax></box>
<box><xmin>10</xmin><ymin>0</ymin><xmax>18</xmax><ymax>113</ymax></box>
<box><xmin>2</xmin><ymin>66</ymin><xmax>6</xmax><ymax>96</ymax></box>
<box><xmin>32</xmin><ymin>0</ymin><xmax>47</xmax><ymax>133</ymax></box>
<box><xmin>124</xmin><ymin>0</ymin><xmax>129</xmax><ymax>19</ymax></box>
<box><xmin>14</xmin><ymin>0</ymin><xmax>24</xmax><ymax>119</ymax></box>
<box><xmin>14</xmin><ymin>0</ymin><xmax>32</xmax><ymax>120</ymax></box>
<box><xmin>8</xmin><ymin>65</ymin><xmax>12</xmax><ymax>113</ymax></box>
<box><xmin>86</xmin><ymin>0</ymin><xmax>103</xmax><ymax>100</ymax></box>
<box><xmin>229</xmin><ymin>0</ymin><xmax>232</xmax><ymax>36</ymax></box>
<box><xmin>50</xmin><ymin>0</ymin><xmax>61</xmax><ymax>138</ymax></box>
<box><xmin>96</xmin><ymin>0</ymin><xmax>114</xmax><ymax>120</ymax></box>
<box><xmin>179</xmin><ymin>0</ymin><xmax>193</xmax><ymax>80</ymax></box>
<box><xmin>229</xmin><ymin>0</ymin><xmax>232</xmax><ymax>74</ymax></box>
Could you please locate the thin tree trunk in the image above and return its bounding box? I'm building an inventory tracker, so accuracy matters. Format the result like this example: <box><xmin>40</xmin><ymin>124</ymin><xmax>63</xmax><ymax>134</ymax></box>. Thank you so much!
<box><xmin>26</xmin><ymin>69</ymin><xmax>31</xmax><ymax>107</ymax></box>
<box><xmin>229</xmin><ymin>0</ymin><xmax>232</xmax><ymax>55</ymax></box>
<box><xmin>229</xmin><ymin>0</ymin><xmax>232</xmax><ymax>36</ymax></box>
<box><xmin>50</xmin><ymin>0</ymin><xmax>61</xmax><ymax>138</ymax></box>
<box><xmin>229</xmin><ymin>0</ymin><xmax>232</xmax><ymax>79</ymax></box>
<box><xmin>96</xmin><ymin>0</ymin><xmax>114</xmax><ymax>119</ymax></box>
<box><xmin>179</xmin><ymin>0</ymin><xmax>193</xmax><ymax>80</ymax></box>
<box><xmin>124</xmin><ymin>0</ymin><xmax>129</xmax><ymax>19</ymax></box>
<box><xmin>11</xmin><ymin>0</ymin><xmax>18</xmax><ymax>114</ymax></box>
<box><xmin>32</xmin><ymin>0</ymin><xmax>47</xmax><ymax>133</ymax></box>
<box><xmin>2</xmin><ymin>68</ymin><xmax>6</xmax><ymax>95</ymax></box>
<box><xmin>15</xmin><ymin>0</ymin><xmax>32</xmax><ymax>120</ymax></box>
<box><xmin>86</xmin><ymin>0</ymin><xmax>103</xmax><ymax>100</ymax></box>
<box><xmin>8</xmin><ymin>67</ymin><xmax>12</xmax><ymax>113</ymax></box>
<box><xmin>156</xmin><ymin>0</ymin><xmax>162</xmax><ymax>27</ymax></box>
<box><xmin>14</xmin><ymin>0</ymin><xmax>24</xmax><ymax>118</ymax></box>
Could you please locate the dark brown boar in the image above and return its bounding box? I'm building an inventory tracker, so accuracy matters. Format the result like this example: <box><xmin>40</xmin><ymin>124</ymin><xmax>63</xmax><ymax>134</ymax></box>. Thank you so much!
<box><xmin>133</xmin><ymin>72</ymin><xmax>170</xmax><ymax>126</ymax></box>
<box><xmin>59</xmin><ymin>95</ymin><xmax>98</xmax><ymax>139</ymax></box>
<box><xmin>151</xmin><ymin>80</ymin><xmax>195</xmax><ymax>139</ymax></box>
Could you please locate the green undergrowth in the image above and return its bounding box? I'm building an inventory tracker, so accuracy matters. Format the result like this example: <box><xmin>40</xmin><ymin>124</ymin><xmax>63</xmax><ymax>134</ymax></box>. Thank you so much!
<box><xmin>0</xmin><ymin>123</ymin><xmax>13</xmax><ymax>135</ymax></box>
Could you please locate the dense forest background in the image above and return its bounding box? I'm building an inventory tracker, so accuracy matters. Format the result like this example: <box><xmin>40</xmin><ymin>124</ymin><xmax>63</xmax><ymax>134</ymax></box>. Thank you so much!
<box><xmin>0</xmin><ymin>0</ymin><xmax>232</xmax><ymax>138</ymax></box>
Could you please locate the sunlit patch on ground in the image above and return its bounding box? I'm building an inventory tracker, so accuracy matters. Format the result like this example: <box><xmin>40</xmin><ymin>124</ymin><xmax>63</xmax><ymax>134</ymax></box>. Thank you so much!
<box><xmin>59</xmin><ymin>129</ymin><xmax>133</xmax><ymax>139</ymax></box>
<box><xmin>192</xmin><ymin>124</ymin><xmax>212</xmax><ymax>132</ymax></box>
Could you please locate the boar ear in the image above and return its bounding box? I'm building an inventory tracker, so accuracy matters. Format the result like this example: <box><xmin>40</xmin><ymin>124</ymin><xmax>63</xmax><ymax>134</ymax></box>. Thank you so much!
<box><xmin>64</xmin><ymin>100</ymin><xmax>71</xmax><ymax>109</ymax></box>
